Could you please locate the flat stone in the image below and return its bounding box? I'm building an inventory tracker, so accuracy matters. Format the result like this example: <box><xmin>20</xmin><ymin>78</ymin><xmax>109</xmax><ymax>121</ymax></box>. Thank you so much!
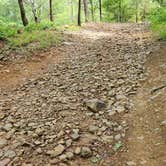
<box><xmin>0</xmin><ymin>139</ymin><xmax>7</xmax><ymax>148</ymax></box>
<box><xmin>70</xmin><ymin>133</ymin><xmax>80</xmax><ymax>141</ymax></box>
<box><xmin>36</xmin><ymin>148</ymin><xmax>42</xmax><ymax>154</ymax></box>
<box><xmin>114</xmin><ymin>134</ymin><xmax>121</xmax><ymax>140</ymax></box>
<box><xmin>116</xmin><ymin>106</ymin><xmax>125</xmax><ymax>113</ymax></box>
<box><xmin>4</xmin><ymin>150</ymin><xmax>16</xmax><ymax>158</ymax></box>
<box><xmin>74</xmin><ymin>147</ymin><xmax>81</xmax><ymax>155</ymax></box>
<box><xmin>102</xmin><ymin>135</ymin><xmax>113</xmax><ymax>143</ymax></box>
<box><xmin>47</xmin><ymin>144</ymin><xmax>65</xmax><ymax>157</ymax></box>
<box><xmin>65</xmin><ymin>139</ymin><xmax>72</xmax><ymax>147</ymax></box>
<box><xmin>66</xmin><ymin>152</ymin><xmax>74</xmax><ymax>159</ymax></box>
<box><xmin>89</xmin><ymin>125</ymin><xmax>99</xmax><ymax>134</ymax></box>
<box><xmin>59</xmin><ymin>154</ymin><xmax>67</xmax><ymax>161</ymax></box>
<box><xmin>2</xmin><ymin>123</ymin><xmax>13</xmax><ymax>131</ymax></box>
<box><xmin>160</xmin><ymin>120</ymin><xmax>166</xmax><ymax>126</ymax></box>
<box><xmin>108</xmin><ymin>110</ymin><xmax>116</xmax><ymax>116</ymax></box>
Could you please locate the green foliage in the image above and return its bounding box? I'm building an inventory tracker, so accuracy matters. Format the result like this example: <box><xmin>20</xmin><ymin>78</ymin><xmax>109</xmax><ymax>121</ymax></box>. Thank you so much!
<box><xmin>8</xmin><ymin>30</ymin><xmax>62</xmax><ymax>49</ymax></box>
<box><xmin>149</xmin><ymin>7</ymin><xmax>166</xmax><ymax>39</ymax></box>
<box><xmin>0</xmin><ymin>20</ymin><xmax>19</xmax><ymax>40</ymax></box>
<box><xmin>0</xmin><ymin>19</ymin><xmax>62</xmax><ymax>51</ymax></box>
<box><xmin>102</xmin><ymin>0</ymin><xmax>161</xmax><ymax>22</ymax></box>
<box><xmin>24</xmin><ymin>22</ymin><xmax>56</xmax><ymax>32</ymax></box>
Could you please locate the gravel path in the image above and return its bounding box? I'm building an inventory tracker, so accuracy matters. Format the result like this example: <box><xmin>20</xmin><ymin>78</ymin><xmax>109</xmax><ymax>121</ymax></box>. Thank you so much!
<box><xmin>0</xmin><ymin>23</ymin><xmax>164</xmax><ymax>166</ymax></box>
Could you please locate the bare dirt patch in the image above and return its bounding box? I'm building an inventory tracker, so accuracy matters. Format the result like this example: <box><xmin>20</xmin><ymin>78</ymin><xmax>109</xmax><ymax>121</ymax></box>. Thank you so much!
<box><xmin>0</xmin><ymin>47</ymin><xmax>63</xmax><ymax>91</ymax></box>
<box><xmin>123</xmin><ymin>41</ymin><xmax>166</xmax><ymax>166</ymax></box>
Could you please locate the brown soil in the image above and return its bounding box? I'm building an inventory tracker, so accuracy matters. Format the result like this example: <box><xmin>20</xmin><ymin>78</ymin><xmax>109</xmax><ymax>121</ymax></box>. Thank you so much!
<box><xmin>0</xmin><ymin>47</ymin><xmax>63</xmax><ymax>91</ymax></box>
<box><xmin>122</xmin><ymin>41</ymin><xmax>166</xmax><ymax>166</ymax></box>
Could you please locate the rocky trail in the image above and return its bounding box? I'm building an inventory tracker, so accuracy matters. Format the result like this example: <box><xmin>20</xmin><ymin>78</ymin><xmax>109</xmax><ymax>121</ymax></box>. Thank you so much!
<box><xmin>0</xmin><ymin>23</ymin><xmax>165</xmax><ymax>166</ymax></box>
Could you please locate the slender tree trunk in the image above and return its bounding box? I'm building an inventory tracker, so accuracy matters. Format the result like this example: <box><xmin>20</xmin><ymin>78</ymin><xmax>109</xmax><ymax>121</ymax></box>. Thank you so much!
<box><xmin>119</xmin><ymin>0</ymin><xmax>122</xmax><ymax>22</ymax></box>
<box><xmin>89</xmin><ymin>0</ymin><xmax>94</xmax><ymax>21</ymax></box>
<box><xmin>49</xmin><ymin>0</ymin><xmax>53</xmax><ymax>21</ymax></box>
<box><xmin>83</xmin><ymin>0</ymin><xmax>89</xmax><ymax>22</ymax></box>
<box><xmin>99</xmin><ymin>0</ymin><xmax>102</xmax><ymax>21</ymax></box>
<box><xmin>135</xmin><ymin>0</ymin><xmax>138</xmax><ymax>23</ymax></box>
<box><xmin>32</xmin><ymin>10</ymin><xmax>38</xmax><ymax>23</ymax></box>
<box><xmin>31</xmin><ymin>0</ymin><xmax>38</xmax><ymax>23</ymax></box>
<box><xmin>18</xmin><ymin>0</ymin><xmax>28</xmax><ymax>26</ymax></box>
<box><xmin>70</xmin><ymin>0</ymin><xmax>74</xmax><ymax>22</ymax></box>
<box><xmin>78</xmin><ymin>0</ymin><xmax>81</xmax><ymax>26</ymax></box>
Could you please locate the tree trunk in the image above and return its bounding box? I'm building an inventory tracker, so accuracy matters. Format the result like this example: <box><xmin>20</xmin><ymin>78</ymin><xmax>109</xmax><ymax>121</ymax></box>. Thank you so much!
<box><xmin>31</xmin><ymin>0</ymin><xmax>38</xmax><ymax>23</ymax></box>
<box><xmin>119</xmin><ymin>0</ymin><xmax>122</xmax><ymax>22</ymax></box>
<box><xmin>18</xmin><ymin>0</ymin><xmax>28</xmax><ymax>26</ymax></box>
<box><xmin>135</xmin><ymin>0</ymin><xmax>138</xmax><ymax>23</ymax></box>
<box><xmin>32</xmin><ymin>10</ymin><xmax>38</xmax><ymax>23</ymax></box>
<box><xmin>83</xmin><ymin>0</ymin><xmax>89</xmax><ymax>22</ymax></box>
<box><xmin>49</xmin><ymin>0</ymin><xmax>53</xmax><ymax>22</ymax></box>
<box><xmin>70</xmin><ymin>0</ymin><xmax>74</xmax><ymax>22</ymax></box>
<box><xmin>89</xmin><ymin>0</ymin><xmax>94</xmax><ymax>21</ymax></box>
<box><xmin>99</xmin><ymin>0</ymin><xmax>102</xmax><ymax>21</ymax></box>
<box><xmin>78</xmin><ymin>0</ymin><xmax>81</xmax><ymax>26</ymax></box>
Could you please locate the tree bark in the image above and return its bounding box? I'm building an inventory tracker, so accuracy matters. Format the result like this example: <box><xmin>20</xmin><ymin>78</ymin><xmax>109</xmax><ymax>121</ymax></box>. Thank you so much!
<box><xmin>99</xmin><ymin>0</ymin><xmax>102</xmax><ymax>21</ymax></box>
<box><xmin>89</xmin><ymin>0</ymin><xmax>94</xmax><ymax>21</ymax></box>
<box><xmin>70</xmin><ymin>0</ymin><xmax>74</xmax><ymax>22</ymax></box>
<box><xmin>119</xmin><ymin>0</ymin><xmax>122</xmax><ymax>22</ymax></box>
<box><xmin>135</xmin><ymin>0</ymin><xmax>138</xmax><ymax>23</ymax></box>
<box><xmin>49</xmin><ymin>0</ymin><xmax>53</xmax><ymax>22</ymax></box>
<box><xmin>83</xmin><ymin>0</ymin><xmax>89</xmax><ymax>22</ymax></box>
<box><xmin>78</xmin><ymin>0</ymin><xmax>81</xmax><ymax>26</ymax></box>
<box><xmin>31</xmin><ymin>0</ymin><xmax>38</xmax><ymax>23</ymax></box>
<box><xmin>18</xmin><ymin>0</ymin><xmax>28</xmax><ymax>26</ymax></box>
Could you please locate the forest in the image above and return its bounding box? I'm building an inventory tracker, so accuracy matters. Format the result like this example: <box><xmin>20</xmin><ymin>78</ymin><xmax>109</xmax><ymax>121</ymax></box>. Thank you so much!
<box><xmin>0</xmin><ymin>0</ymin><xmax>166</xmax><ymax>45</ymax></box>
<box><xmin>0</xmin><ymin>1</ymin><xmax>166</xmax><ymax>166</ymax></box>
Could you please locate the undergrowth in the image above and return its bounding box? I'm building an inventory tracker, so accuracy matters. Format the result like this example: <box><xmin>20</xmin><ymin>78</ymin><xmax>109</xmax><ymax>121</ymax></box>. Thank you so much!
<box><xmin>0</xmin><ymin>20</ymin><xmax>80</xmax><ymax>51</ymax></box>
<box><xmin>9</xmin><ymin>30</ymin><xmax>62</xmax><ymax>49</ymax></box>
<box><xmin>149</xmin><ymin>7</ymin><xmax>166</xmax><ymax>40</ymax></box>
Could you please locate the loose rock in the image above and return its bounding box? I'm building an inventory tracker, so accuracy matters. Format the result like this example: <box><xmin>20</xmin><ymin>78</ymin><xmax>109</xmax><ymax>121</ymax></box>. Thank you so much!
<box><xmin>47</xmin><ymin>144</ymin><xmax>65</xmax><ymax>157</ymax></box>
<box><xmin>81</xmin><ymin>147</ymin><xmax>92</xmax><ymax>158</ymax></box>
<box><xmin>0</xmin><ymin>139</ymin><xmax>7</xmax><ymax>148</ymax></box>
<box><xmin>84</xmin><ymin>99</ymin><xmax>106</xmax><ymax>112</ymax></box>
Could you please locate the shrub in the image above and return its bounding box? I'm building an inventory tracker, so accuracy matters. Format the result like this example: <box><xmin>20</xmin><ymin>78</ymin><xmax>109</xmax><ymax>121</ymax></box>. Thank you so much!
<box><xmin>0</xmin><ymin>20</ymin><xmax>19</xmax><ymax>40</ymax></box>
<box><xmin>24</xmin><ymin>21</ymin><xmax>57</xmax><ymax>32</ymax></box>
<box><xmin>149</xmin><ymin>7</ymin><xmax>166</xmax><ymax>39</ymax></box>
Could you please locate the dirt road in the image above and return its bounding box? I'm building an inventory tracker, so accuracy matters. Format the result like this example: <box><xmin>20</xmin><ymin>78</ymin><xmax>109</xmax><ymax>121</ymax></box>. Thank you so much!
<box><xmin>0</xmin><ymin>23</ymin><xmax>165</xmax><ymax>166</ymax></box>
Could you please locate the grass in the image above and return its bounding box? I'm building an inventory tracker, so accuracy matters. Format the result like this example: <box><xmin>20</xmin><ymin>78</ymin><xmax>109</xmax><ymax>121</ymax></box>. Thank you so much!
<box><xmin>151</xmin><ymin>23</ymin><xmax>166</xmax><ymax>40</ymax></box>
<box><xmin>8</xmin><ymin>30</ymin><xmax>62</xmax><ymax>49</ymax></box>
<box><xmin>149</xmin><ymin>7</ymin><xmax>166</xmax><ymax>40</ymax></box>
<box><xmin>0</xmin><ymin>21</ymin><xmax>64</xmax><ymax>53</ymax></box>
<box><xmin>0</xmin><ymin>21</ymin><xmax>82</xmax><ymax>61</ymax></box>
<box><xmin>0</xmin><ymin>20</ymin><xmax>81</xmax><ymax>52</ymax></box>
<box><xmin>0</xmin><ymin>21</ymin><xmax>18</xmax><ymax>40</ymax></box>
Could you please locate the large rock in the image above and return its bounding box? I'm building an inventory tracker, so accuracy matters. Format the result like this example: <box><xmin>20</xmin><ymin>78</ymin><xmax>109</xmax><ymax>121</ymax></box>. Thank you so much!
<box><xmin>81</xmin><ymin>147</ymin><xmax>92</xmax><ymax>158</ymax></box>
<box><xmin>47</xmin><ymin>144</ymin><xmax>65</xmax><ymax>157</ymax></box>
<box><xmin>84</xmin><ymin>99</ymin><xmax>106</xmax><ymax>112</ymax></box>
